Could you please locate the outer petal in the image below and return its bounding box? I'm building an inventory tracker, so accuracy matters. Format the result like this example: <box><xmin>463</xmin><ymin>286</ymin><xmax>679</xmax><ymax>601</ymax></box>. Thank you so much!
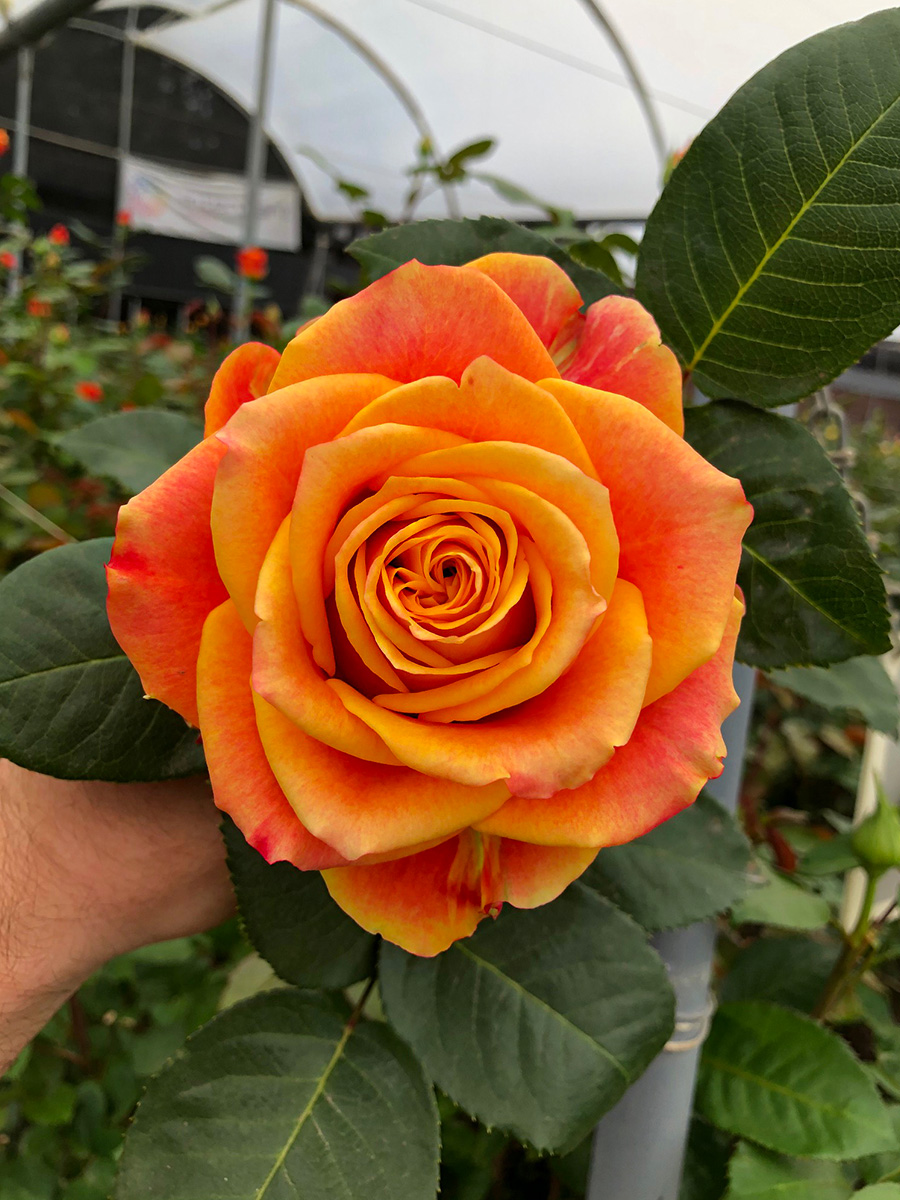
<box><xmin>269</xmin><ymin>260</ymin><xmax>558</xmax><ymax>392</ymax></box>
<box><xmin>203</xmin><ymin>342</ymin><xmax>281</xmax><ymax>437</ymax></box>
<box><xmin>323</xmin><ymin>831</ymin><xmax>597</xmax><ymax>956</ymax></box>
<box><xmin>197</xmin><ymin>599</ymin><xmax>348</xmax><ymax>869</ymax></box>
<box><xmin>330</xmin><ymin>578</ymin><xmax>651</xmax><ymax>798</ymax></box>
<box><xmin>564</xmin><ymin>296</ymin><xmax>685</xmax><ymax>435</ymax></box>
<box><xmin>253</xmin><ymin>696</ymin><xmax>509</xmax><ymax>861</ymax></box>
<box><xmin>476</xmin><ymin>594</ymin><xmax>744</xmax><ymax>846</ymax></box>
<box><xmin>542</xmin><ymin>378</ymin><xmax>752</xmax><ymax>705</ymax></box>
<box><xmin>463</xmin><ymin>253</ymin><xmax>583</xmax><ymax>350</ymax></box>
<box><xmin>341</xmin><ymin>357</ymin><xmax>597</xmax><ymax>478</ymax></box>
<box><xmin>211</xmin><ymin>373</ymin><xmax>397</xmax><ymax>628</ymax></box>
<box><xmin>107</xmin><ymin>436</ymin><xmax>228</xmax><ymax>725</ymax></box>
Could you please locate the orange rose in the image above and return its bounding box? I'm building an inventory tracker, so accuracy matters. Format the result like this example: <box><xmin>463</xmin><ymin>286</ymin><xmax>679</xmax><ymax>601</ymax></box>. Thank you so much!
<box><xmin>107</xmin><ymin>255</ymin><xmax>751</xmax><ymax>955</ymax></box>
<box><xmin>48</xmin><ymin>223</ymin><xmax>70</xmax><ymax>246</ymax></box>
<box><xmin>75</xmin><ymin>381</ymin><xmax>103</xmax><ymax>402</ymax></box>
<box><xmin>236</xmin><ymin>245</ymin><xmax>268</xmax><ymax>281</ymax></box>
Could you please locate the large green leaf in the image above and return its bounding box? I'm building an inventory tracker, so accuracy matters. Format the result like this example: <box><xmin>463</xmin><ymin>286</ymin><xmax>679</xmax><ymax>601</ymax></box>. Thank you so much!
<box><xmin>0</xmin><ymin>539</ymin><xmax>203</xmax><ymax>780</ymax></box>
<box><xmin>583</xmin><ymin>792</ymin><xmax>750</xmax><ymax>931</ymax></box>
<box><xmin>697</xmin><ymin>1002</ymin><xmax>894</xmax><ymax>1158</ymax></box>
<box><xmin>767</xmin><ymin>656</ymin><xmax>899</xmax><ymax>736</ymax></box>
<box><xmin>725</xmin><ymin>1141</ymin><xmax>852</xmax><ymax>1200</ymax></box>
<box><xmin>349</xmin><ymin>217</ymin><xmax>621</xmax><ymax>304</ymax></box>
<box><xmin>222</xmin><ymin>816</ymin><xmax>376</xmax><ymax>989</ymax></box>
<box><xmin>636</xmin><ymin>10</ymin><xmax>900</xmax><ymax>404</ymax></box>
<box><xmin>57</xmin><ymin>410</ymin><xmax>201</xmax><ymax>495</ymax></box>
<box><xmin>679</xmin><ymin>1118</ymin><xmax>732</xmax><ymax>1200</ymax></box>
<box><xmin>730</xmin><ymin>862</ymin><xmax>830</xmax><ymax>931</ymax></box>
<box><xmin>685</xmin><ymin>401</ymin><xmax>891</xmax><ymax>668</ymax></box>
<box><xmin>379</xmin><ymin>884</ymin><xmax>674</xmax><ymax>1153</ymax></box>
<box><xmin>719</xmin><ymin>936</ymin><xmax>839</xmax><ymax>1014</ymax></box>
<box><xmin>116</xmin><ymin>990</ymin><xmax>439</xmax><ymax>1200</ymax></box>
<box><xmin>856</xmin><ymin>1188</ymin><xmax>900</xmax><ymax>1199</ymax></box>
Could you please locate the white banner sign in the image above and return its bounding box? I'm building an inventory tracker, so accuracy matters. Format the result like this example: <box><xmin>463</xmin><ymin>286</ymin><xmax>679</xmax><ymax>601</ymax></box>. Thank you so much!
<box><xmin>120</xmin><ymin>156</ymin><xmax>300</xmax><ymax>251</ymax></box>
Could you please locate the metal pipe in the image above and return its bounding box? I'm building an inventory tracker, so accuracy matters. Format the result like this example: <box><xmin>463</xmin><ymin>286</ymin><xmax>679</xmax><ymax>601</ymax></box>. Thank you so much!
<box><xmin>587</xmin><ymin>662</ymin><xmax>757</xmax><ymax>1200</ymax></box>
<box><xmin>0</xmin><ymin>0</ymin><xmax>99</xmax><ymax>62</ymax></box>
<box><xmin>108</xmin><ymin>4</ymin><xmax>138</xmax><ymax>321</ymax></box>
<box><xmin>233</xmin><ymin>0</ymin><xmax>277</xmax><ymax>343</ymax></box>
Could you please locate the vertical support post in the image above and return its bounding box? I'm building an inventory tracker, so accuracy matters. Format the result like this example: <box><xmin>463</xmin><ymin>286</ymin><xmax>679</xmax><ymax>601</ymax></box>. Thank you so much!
<box><xmin>586</xmin><ymin>663</ymin><xmax>757</xmax><ymax>1200</ymax></box>
<box><xmin>108</xmin><ymin>4</ymin><xmax>138</xmax><ymax>321</ymax></box>
<box><xmin>233</xmin><ymin>0</ymin><xmax>277</xmax><ymax>343</ymax></box>
<box><xmin>8</xmin><ymin>46</ymin><xmax>34</xmax><ymax>296</ymax></box>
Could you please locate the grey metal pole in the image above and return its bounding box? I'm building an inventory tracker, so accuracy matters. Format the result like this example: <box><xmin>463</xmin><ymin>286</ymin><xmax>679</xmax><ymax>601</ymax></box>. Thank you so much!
<box><xmin>233</xmin><ymin>0</ymin><xmax>277</xmax><ymax>343</ymax></box>
<box><xmin>8</xmin><ymin>46</ymin><xmax>34</xmax><ymax>297</ymax></box>
<box><xmin>0</xmin><ymin>0</ymin><xmax>98</xmax><ymax>62</ymax></box>
<box><xmin>587</xmin><ymin>662</ymin><xmax>757</xmax><ymax>1200</ymax></box>
<box><xmin>107</xmin><ymin>4</ymin><xmax>137</xmax><ymax>322</ymax></box>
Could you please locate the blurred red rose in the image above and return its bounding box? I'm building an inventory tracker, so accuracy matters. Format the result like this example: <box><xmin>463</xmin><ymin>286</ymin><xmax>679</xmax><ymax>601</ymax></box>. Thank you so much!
<box><xmin>236</xmin><ymin>246</ymin><xmax>268</xmax><ymax>281</ymax></box>
<box><xmin>0</xmin><ymin>251</ymin><xmax>16</xmax><ymax>270</ymax></box>
<box><xmin>26</xmin><ymin>298</ymin><xmax>51</xmax><ymax>318</ymax></box>
<box><xmin>48</xmin><ymin>224</ymin><xmax>70</xmax><ymax>247</ymax></box>
<box><xmin>75</xmin><ymin>381</ymin><xmax>104</xmax><ymax>402</ymax></box>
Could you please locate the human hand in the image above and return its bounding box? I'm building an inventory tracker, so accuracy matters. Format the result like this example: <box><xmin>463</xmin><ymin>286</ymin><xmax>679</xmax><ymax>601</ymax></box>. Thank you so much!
<box><xmin>0</xmin><ymin>760</ymin><xmax>235</xmax><ymax>1072</ymax></box>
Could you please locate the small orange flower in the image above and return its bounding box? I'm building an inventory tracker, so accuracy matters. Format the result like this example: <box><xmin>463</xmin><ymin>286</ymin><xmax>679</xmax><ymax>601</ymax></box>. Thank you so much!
<box><xmin>0</xmin><ymin>129</ymin><xmax>9</xmax><ymax>157</ymax></box>
<box><xmin>236</xmin><ymin>246</ymin><xmax>268</xmax><ymax>281</ymax></box>
<box><xmin>116</xmin><ymin>210</ymin><xmax>132</xmax><ymax>228</ymax></box>
<box><xmin>26</xmin><ymin>298</ymin><xmax>51</xmax><ymax>318</ymax></box>
<box><xmin>75</xmin><ymin>381</ymin><xmax>103</xmax><ymax>402</ymax></box>
<box><xmin>47</xmin><ymin>224</ymin><xmax>70</xmax><ymax>247</ymax></box>
<box><xmin>0</xmin><ymin>250</ymin><xmax>16</xmax><ymax>270</ymax></box>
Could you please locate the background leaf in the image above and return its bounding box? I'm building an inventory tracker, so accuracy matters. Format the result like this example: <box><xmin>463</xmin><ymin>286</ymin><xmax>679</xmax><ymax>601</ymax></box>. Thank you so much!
<box><xmin>685</xmin><ymin>400</ymin><xmax>891</xmax><ymax>668</ymax></box>
<box><xmin>730</xmin><ymin>862</ymin><xmax>830</xmax><ymax>931</ymax></box>
<box><xmin>583</xmin><ymin>791</ymin><xmax>750</xmax><ymax>931</ymax></box>
<box><xmin>679</xmin><ymin>1118</ymin><xmax>732</xmax><ymax>1200</ymax></box>
<box><xmin>0</xmin><ymin>539</ymin><xmax>203</xmax><ymax>780</ymax></box>
<box><xmin>724</xmin><ymin>1140</ymin><xmax>853</xmax><ymax>1199</ymax></box>
<box><xmin>718</xmin><ymin>936</ymin><xmax>839</xmax><ymax>1013</ymax></box>
<box><xmin>380</xmin><ymin>884</ymin><xmax>674</xmax><ymax>1154</ymax></box>
<box><xmin>697</xmin><ymin>1001</ymin><xmax>894</xmax><ymax>1158</ymax></box>
<box><xmin>57</xmin><ymin>410</ymin><xmax>202</xmax><ymax>495</ymax></box>
<box><xmin>116</xmin><ymin>990</ymin><xmax>440</xmax><ymax>1200</ymax></box>
<box><xmin>637</xmin><ymin>9</ymin><xmax>900</xmax><ymax>404</ymax></box>
<box><xmin>349</xmin><ymin>216</ymin><xmax>622</xmax><ymax>304</ymax></box>
<box><xmin>767</xmin><ymin>656</ymin><xmax>899</xmax><ymax>737</ymax></box>
<box><xmin>222</xmin><ymin>816</ymin><xmax>376</xmax><ymax>989</ymax></box>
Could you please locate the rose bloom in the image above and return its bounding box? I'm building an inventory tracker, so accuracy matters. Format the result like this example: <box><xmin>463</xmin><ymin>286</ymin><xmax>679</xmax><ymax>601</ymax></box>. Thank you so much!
<box><xmin>26</xmin><ymin>298</ymin><xmax>51</xmax><ymax>318</ymax></box>
<box><xmin>47</xmin><ymin>224</ymin><xmax>70</xmax><ymax>246</ymax></box>
<box><xmin>107</xmin><ymin>255</ymin><xmax>752</xmax><ymax>955</ymax></box>
<box><xmin>0</xmin><ymin>129</ymin><xmax>8</xmax><ymax>156</ymax></box>
<box><xmin>236</xmin><ymin>245</ymin><xmax>269</xmax><ymax>280</ymax></box>
<box><xmin>75</xmin><ymin>381</ymin><xmax>103</xmax><ymax>402</ymax></box>
<box><xmin>116</xmin><ymin>210</ymin><xmax>132</xmax><ymax>228</ymax></box>
<box><xmin>0</xmin><ymin>250</ymin><xmax>16</xmax><ymax>270</ymax></box>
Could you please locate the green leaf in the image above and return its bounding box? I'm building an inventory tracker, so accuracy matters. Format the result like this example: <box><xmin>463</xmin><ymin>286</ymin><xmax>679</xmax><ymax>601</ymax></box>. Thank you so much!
<box><xmin>697</xmin><ymin>1001</ymin><xmax>894</xmax><ymax>1158</ymax></box>
<box><xmin>768</xmin><ymin>656</ymin><xmax>899</xmax><ymax>736</ymax></box>
<box><xmin>222</xmin><ymin>816</ymin><xmax>376</xmax><ymax>989</ymax></box>
<box><xmin>349</xmin><ymin>216</ymin><xmax>622</xmax><ymax>304</ymax></box>
<box><xmin>194</xmin><ymin>254</ymin><xmax>236</xmax><ymax>292</ymax></box>
<box><xmin>379</xmin><ymin>884</ymin><xmax>674</xmax><ymax>1153</ymax></box>
<box><xmin>116</xmin><ymin>989</ymin><xmax>439</xmax><ymax>1200</ymax></box>
<box><xmin>719</xmin><ymin>936</ymin><xmax>840</xmax><ymax>1013</ymax></box>
<box><xmin>0</xmin><ymin>539</ymin><xmax>203</xmax><ymax>780</ymax></box>
<box><xmin>57</xmin><ymin>410</ymin><xmax>202</xmax><ymax>495</ymax></box>
<box><xmin>730</xmin><ymin>862</ymin><xmax>830</xmax><ymax>931</ymax></box>
<box><xmin>636</xmin><ymin>9</ymin><xmax>900</xmax><ymax>405</ymax></box>
<box><xmin>857</xmin><ymin>1188</ymin><xmax>900</xmax><ymax>1199</ymax></box>
<box><xmin>797</xmin><ymin>832</ymin><xmax>860</xmax><ymax>878</ymax></box>
<box><xmin>856</xmin><ymin>1105</ymin><xmax>900</xmax><ymax>1186</ymax></box>
<box><xmin>443</xmin><ymin>137</ymin><xmax>496</xmax><ymax>176</ymax></box>
<box><xmin>567</xmin><ymin>239</ymin><xmax>625</xmax><ymax>287</ymax></box>
<box><xmin>680</xmin><ymin>1118</ymin><xmax>731</xmax><ymax>1200</ymax></box>
<box><xmin>583</xmin><ymin>791</ymin><xmax>750</xmax><ymax>931</ymax></box>
<box><xmin>724</xmin><ymin>1141</ymin><xmax>852</xmax><ymax>1199</ymax></box>
<box><xmin>685</xmin><ymin>401</ymin><xmax>891</xmax><ymax>668</ymax></box>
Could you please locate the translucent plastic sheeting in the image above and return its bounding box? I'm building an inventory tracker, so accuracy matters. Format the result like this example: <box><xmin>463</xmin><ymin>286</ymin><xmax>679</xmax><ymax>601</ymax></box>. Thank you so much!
<box><xmin>15</xmin><ymin>0</ymin><xmax>897</xmax><ymax>220</ymax></box>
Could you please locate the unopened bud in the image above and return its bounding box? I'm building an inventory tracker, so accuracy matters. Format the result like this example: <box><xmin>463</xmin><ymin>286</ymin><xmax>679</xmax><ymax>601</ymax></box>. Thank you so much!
<box><xmin>851</xmin><ymin>781</ymin><xmax>900</xmax><ymax>874</ymax></box>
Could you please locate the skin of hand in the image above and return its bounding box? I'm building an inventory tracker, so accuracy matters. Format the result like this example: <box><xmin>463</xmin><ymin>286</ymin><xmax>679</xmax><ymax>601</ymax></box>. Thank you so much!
<box><xmin>0</xmin><ymin>759</ymin><xmax>235</xmax><ymax>1073</ymax></box>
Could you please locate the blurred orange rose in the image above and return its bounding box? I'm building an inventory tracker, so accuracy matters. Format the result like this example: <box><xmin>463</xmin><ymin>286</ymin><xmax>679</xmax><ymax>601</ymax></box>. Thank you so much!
<box><xmin>75</xmin><ymin>381</ymin><xmax>103</xmax><ymax>402</ymax></box>
<box><xmin>0</xmin><ymin>129</ymin><xmax>8</xmax><ymax>156</ymax></box>
<box><xmin>26</xmin><ymin>298</ymin><xmax>51</xmax><ymax>318</ymax></box>
<box><xmin>236</xmin><ymin>245</ymin><xmax>268</xmax><ymax>280</ymax></box>
<box><xmin>107</xmin><ymin>255</ymin><xmax>751</xmax><ymax>955</ymax></box>
<box><xmin>0</xmin><ymin>250</ymin><xmax>15</xmax><ymax>270</ymax></box>
<box><xmin>47</xmin><ymin>224</ymin><xmax>70</xmax><ymax>246</ymax></box>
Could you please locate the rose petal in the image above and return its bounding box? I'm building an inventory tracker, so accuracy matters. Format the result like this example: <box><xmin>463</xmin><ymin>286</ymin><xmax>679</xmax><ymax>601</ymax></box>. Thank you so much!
<box><xmin>197</xmin><ymin>599</ymin><xmax>348</xmax><ymax>869</ymax></box>
<box><xmin>253</xmin><ymin>694</ymin><xmax>509</xmax><ymax>861</ymax></box>
<box><xmin>329</xmin><ymin>578</ymin><xmax>650</xmax><ymax>796</ymax></box>
<box><xmin>476</xmin><ymin>594</ymin><xmax>744</xmax><ymax>846</ymax></box>
<box><xmin>323</xmin><ymin>831</ymin><xmax>597</xmax><ymax>956</ymax></box>
<box><xmin>203</xmin><ymin>342</ymin><xmax>281</xmax><ymax>437</ymax></box>
<box><xmin>563</xmin><ymin>296</ymin><xmax>685</xmax><ymax>435</ymax></box>
<box><xmin>542</xmin><ymin>378</ymin><xmax>751</xmax><ymax>704</ymax></box>
<box><xmin>211</xmin><ymin>373</ymin><xmax>397</xmax><ymax>628</ymax></box>
<box><xmin>269</xmin><ymin>260</ymin><xmax>558</xmax><ymax>391</ymax></box>
<box><xmin>464</xmin><ymin>253</ymin><xmax>584</xmax><ymax>349</ymax></box>
<box><xmin>341</xmin><ymin>357</ymin><xmax>596</xmax><ymax>477</ymax></box>
<box><xmin>107</xmin><ymin>436</ymin><xmax>228</xmax><ymax>725</ymax></box>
